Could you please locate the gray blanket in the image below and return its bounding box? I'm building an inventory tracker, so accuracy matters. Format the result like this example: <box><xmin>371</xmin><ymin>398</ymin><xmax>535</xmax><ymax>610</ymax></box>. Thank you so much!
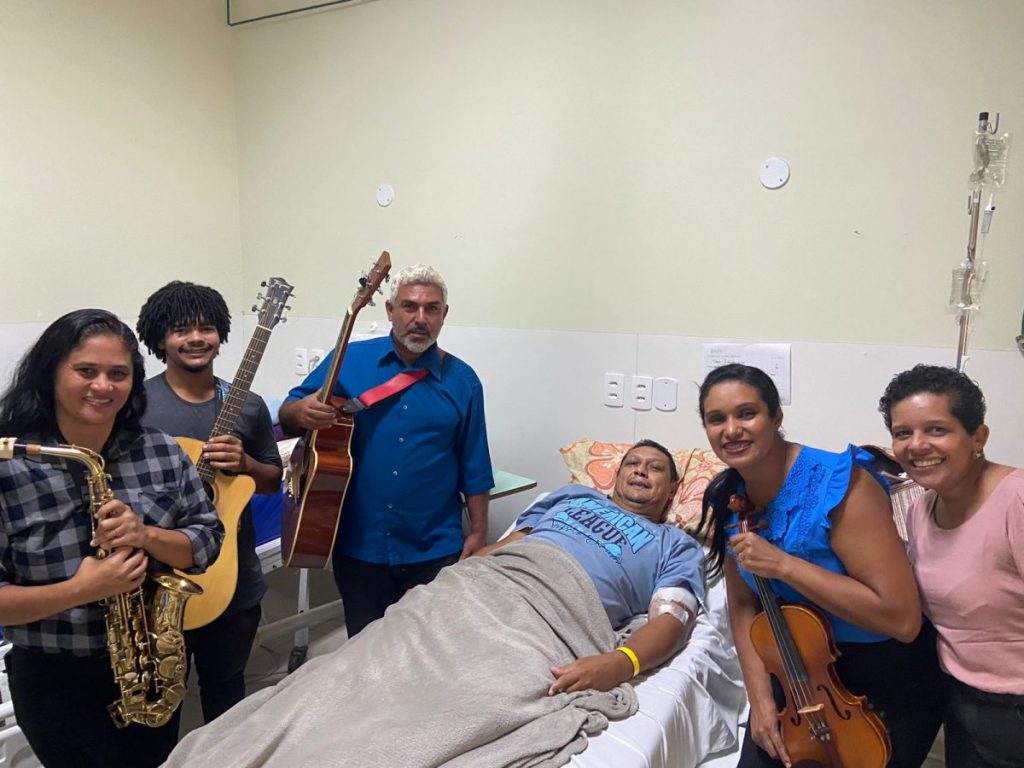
<box><xmin>163</xmin><ymin>540</ymin><xmax>638</xmax><ymax>768</ymax></box>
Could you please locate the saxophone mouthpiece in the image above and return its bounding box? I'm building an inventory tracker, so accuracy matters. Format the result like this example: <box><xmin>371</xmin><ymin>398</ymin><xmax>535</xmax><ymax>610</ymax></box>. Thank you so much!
<box><xmin>0</xmin><ymin>437</ymin><xmax>27</xmax><ymax>460</ymax></box>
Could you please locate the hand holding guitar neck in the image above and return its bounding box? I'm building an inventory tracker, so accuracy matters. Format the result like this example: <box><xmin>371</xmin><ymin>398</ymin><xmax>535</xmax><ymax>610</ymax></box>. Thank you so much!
<box><xmin>281</xmin><ymin>251</ymin><xmax>392</xmax><ymax>569</ymax></box>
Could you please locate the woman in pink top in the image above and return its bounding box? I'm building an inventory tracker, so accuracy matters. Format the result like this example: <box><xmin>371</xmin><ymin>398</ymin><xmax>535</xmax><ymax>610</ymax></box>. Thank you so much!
<box><xmin>879</xmin><ymin>364</ymin><xmax>1024</xmax><ymax>768</ymax></box>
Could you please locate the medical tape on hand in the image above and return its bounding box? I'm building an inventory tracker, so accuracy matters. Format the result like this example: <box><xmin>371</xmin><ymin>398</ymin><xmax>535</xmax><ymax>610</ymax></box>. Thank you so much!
<box><xmin>649</xmin><ymin>586</ymin><xmax>697</xmax><ymax>626</ymax></box>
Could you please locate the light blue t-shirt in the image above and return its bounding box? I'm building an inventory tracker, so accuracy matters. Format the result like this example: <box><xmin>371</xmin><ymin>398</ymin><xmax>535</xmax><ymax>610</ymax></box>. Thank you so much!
<box><xmin>726</xmin><ymin>444</ymin><xmax>890</xmax><ymax>644</ymax></box>
<box><xmin>515</xmin><ymin>485</ymin><xmax>705</xmax><ymax>629</ymax></box>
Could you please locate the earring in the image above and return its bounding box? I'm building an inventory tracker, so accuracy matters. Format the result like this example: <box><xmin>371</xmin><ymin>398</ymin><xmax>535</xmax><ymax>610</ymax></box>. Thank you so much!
<box><xmin>973</xmin><ymin>449</ymin><xmax>984</xmax><ymax>460</ymax></box>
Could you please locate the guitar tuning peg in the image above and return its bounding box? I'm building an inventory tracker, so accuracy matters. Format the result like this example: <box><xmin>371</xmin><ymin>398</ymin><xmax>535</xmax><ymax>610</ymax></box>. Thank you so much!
<box><xmin>359</xmin><ymin>276</ymin><xmax>368</xmax><ymax>287</ymax></box>
<box><xmin>285</xmin><ymin>304</ymin><xmax>292</xmax><ymax>311</ymax></box>
<box><xmin>367</xmin><ymin>299</ymin><xmax>376</xmax><ymax>307</ymax></box>
<box><xmin>251</xmin><ymin>304</ymin><xmax>258</xmax><ymax>312</ymax></box>
<box><xmin>280</xmin><ymin>317</ymin><xmax>288</xmax><ymax>323</ymax></box>
<box><xmin>256</xmin><ymin>292</ymin><xmax>264</xmax><ymax>301</ymax></box>
<box><xmin>375</xmin><ymin>286</ymin><xmax>384</xmax><ymax>295</ymax></box>
<box><xmin>260</xmin><ymin>280</ymin><xmax>267</xmax><ymax>287</ymax></box>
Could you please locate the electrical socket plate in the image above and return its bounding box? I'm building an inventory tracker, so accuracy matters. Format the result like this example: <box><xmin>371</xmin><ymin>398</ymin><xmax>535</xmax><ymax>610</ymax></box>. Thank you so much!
<box><xmin>309</xmin><ymin>349</ymin><xmax>326</xmax><ymax>371</ymax></box>
<box><xmin>630</xmin><ymin>375</ymin><xmax>653</xmax><ymax>411</ymax></box>
<box><xmin>293</xmin><ymin>347</ymin><xmax>308</xmax><ymax>376</ymax></box>
<box><xmin>603</xmin><ymin>372</ymin><xmax>625</xmax><ymax>407</ymax></box>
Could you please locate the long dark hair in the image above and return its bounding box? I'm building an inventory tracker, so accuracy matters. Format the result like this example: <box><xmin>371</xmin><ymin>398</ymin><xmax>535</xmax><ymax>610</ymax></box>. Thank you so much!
<box><xmin>697</xmin><ymin>364</ymin><xmax>782</xmax><ymax>579</ymax></box>
<box><xmin>0</xmin><ymin>309</ymin><xmax>147</xmax><ymax>440</ymax></box>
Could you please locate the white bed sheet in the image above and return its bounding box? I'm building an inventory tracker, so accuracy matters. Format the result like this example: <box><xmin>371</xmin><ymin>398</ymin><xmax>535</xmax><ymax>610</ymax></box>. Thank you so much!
<box><xmin>570</xmin><ymin>574</ymin><xmax>746</xmax><ymax>768</ymax></box>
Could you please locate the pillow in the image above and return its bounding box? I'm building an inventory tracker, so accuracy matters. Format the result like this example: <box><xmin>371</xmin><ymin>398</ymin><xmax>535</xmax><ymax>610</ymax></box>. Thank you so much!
<box><xmin>559</xmin><ymin>438</ymin><xmax>726</xmax><ymax>539</ymax></box>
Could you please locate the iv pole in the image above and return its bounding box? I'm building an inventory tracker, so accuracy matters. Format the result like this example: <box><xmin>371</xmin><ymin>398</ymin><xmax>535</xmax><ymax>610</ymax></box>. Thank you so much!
<box><xmin>954</xmin><ymin>111</ymin><xmax>1008</xmax><ymax>372</ymax></box>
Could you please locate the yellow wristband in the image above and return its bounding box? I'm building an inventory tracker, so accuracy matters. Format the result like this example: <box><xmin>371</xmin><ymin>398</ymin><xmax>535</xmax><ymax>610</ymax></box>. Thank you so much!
<box><xmin>615</xmin><ymin>645</ymin><xmax>640</xmax><ymax>678</ymax></box>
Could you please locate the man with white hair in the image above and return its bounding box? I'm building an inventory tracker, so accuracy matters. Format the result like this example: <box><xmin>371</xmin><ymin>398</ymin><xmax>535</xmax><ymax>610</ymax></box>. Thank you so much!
<box><xmin>280</xmin><ymin>264</ymin><xmax>493</xmax><ymax>636</ymax></box>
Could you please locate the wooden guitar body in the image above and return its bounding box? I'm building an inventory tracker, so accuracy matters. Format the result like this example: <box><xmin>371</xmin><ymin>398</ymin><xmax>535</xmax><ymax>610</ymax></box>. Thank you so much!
<box><xmin>174</xmin><ymin>436</ymin><xmax>257</xmax><ymax>630</ymax></box>
<box><xmin>279</xmin><ymin>251</ymin><xmax>390</xmax><ymax>570</ymax></box>
<box><xmin>281</xmin><ymin>404</ymin><xmax>354</xmax><ymax>569</ymax></box>
<box><xmin>750</xmin><ymin>604</ymin><xmax>891</xmax><ymax>768</ymax></box>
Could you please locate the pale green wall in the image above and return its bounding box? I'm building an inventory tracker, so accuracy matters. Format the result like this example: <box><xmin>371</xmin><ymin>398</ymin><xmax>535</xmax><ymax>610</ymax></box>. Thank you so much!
<box><xmin>2</xmin><ymin>1</ymin><xmax>1022</xmax><ymax>353</ymax></box>
<box><xmin>233</xmin><ymin>0</ymin><xmax>1024</xmax><ymax>349</ymax></box>
<box><xmin>0</xmin><ymin>0</ymin><xmax>242</xmax><ymax>322</ymax></box>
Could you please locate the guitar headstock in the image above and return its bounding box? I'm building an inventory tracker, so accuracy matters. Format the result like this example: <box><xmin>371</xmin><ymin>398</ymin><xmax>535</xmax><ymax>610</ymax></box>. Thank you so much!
<box><xmin>253</xmin><ymin>277</ymin><xmax>295</xmax><ymax>329</ymax></box>
<box><xmin>351</xmin><ymin>251</ymin><xmax>392</xmax><ymax>314</ymax></box>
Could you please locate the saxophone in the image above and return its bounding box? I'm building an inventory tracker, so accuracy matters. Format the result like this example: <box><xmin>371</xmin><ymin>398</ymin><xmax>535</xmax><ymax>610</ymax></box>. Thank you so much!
<box><xmin>0</xmin><ymin>437</ymin><xmax>203</xmax><ymax>728</ymax></box>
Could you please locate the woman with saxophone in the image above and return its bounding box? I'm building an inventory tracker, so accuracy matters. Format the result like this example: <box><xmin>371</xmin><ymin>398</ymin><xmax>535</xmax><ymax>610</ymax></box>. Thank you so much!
<box><xmin>0</xmin><ymin>309</ymin><xmax>223</xmax><ymax>768</ymax></box>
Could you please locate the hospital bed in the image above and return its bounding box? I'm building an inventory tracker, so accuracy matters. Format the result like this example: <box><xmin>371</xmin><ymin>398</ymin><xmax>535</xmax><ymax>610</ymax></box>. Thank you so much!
<box><xmin>249</xmin><ymin>471</ymin><xmax>746</xmax><ymax>767</ymax></box>
<box><xmin>490</xmin><ymin>493</ymin><xmax>746</xmax><ymax>768</ymax></box>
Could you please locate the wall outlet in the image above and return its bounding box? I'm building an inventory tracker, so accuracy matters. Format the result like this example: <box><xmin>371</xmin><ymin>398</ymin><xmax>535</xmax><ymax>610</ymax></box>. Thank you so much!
<box><xmin>603</xmin><ymin>372</ymin><xmax>625</xmax><ymax>407</ymax></box>
<box><xmin>309</xmin><ymin>348</ymin><xmax>326</xmax><ymax>371</ymax></box>
<box><xmin>293</xmin><ymin>347</ymin><xmax>308</xmax><ymax>376</ymax></box>
<box><xmin>630</xmin><ymin>375</ymin><xmax>654</xmax><ymax>410</ymax></box>
<box><xmin>654</xmin><ymin>376</ymin><xmax>678</xmax><ymax>411</ymax></box>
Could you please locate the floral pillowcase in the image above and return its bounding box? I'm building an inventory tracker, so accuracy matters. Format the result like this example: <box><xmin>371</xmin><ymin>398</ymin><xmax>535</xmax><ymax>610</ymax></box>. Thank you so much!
<box><xmin>558</xmin><ymin>438</ymin><xmax>726</xmax><ymax>540</ymax></box>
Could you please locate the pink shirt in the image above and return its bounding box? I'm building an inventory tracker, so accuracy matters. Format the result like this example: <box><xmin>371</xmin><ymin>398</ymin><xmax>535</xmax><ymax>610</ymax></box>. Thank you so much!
<box><xmin>906</xmin><ymin>469</ymin><xmax>1024</xmax><ymax>694</ymax></box>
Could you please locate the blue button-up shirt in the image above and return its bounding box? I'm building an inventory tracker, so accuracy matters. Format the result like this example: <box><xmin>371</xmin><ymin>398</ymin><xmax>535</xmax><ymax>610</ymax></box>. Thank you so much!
<box><xmin>286</xmin><ymin>335</ymin><xmax>493</xmax><ymax>565</ymax></box>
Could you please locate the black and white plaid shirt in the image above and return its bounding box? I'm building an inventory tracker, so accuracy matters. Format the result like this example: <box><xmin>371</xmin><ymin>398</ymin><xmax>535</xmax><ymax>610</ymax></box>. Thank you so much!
<box><xmin>0</xmin><ymin>427</ymin><xmax>223</xmax><ymax>654</ymax></box>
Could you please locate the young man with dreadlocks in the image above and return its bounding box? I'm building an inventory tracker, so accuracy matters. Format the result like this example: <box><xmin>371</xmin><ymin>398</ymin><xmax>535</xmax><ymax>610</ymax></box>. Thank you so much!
<box><xmin>136</xmin><ymin>281</ymin><xmax>282</xmax><ymax>726</ymax></box>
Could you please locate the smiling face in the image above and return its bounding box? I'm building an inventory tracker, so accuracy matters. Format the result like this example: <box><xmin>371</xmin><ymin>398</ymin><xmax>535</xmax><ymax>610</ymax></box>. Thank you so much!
<box><xmin>889</xmin><ymin>392</ymin><xmax>988</xmax><ymax>494</ymax></box>
<box><xmin>611</xmin><ymin>445</ymin><xmax>678</xmax><ymax>522</ymax></box>
<box><xmin>701</xmin><ymin>380</ymin><xmax>783</xmax><ymax>471</ymax></box>
<box><xmin>386</xmin><ymin>282</ymin><xmax>448</xmax><ymax>364</ymax></box>
<box><xmin>160</xmin><ymin>320</ymin><xmax>221</xmax><ymax>374</ymax></box>
<box><xmin>54</xmin><ymin>333</ymin><xmax>133</xmax><ymax>443</ymax></box>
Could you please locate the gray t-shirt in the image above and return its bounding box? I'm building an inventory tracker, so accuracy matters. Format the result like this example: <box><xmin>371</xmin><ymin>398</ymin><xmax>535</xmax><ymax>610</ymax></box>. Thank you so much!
<box><xmin>142</xmin><ymin>373</ymin><xmax>282</xmax><ymax>614</ymax></box>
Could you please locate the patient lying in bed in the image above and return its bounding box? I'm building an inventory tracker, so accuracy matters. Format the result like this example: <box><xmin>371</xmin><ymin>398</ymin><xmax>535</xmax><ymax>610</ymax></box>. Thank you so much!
<box><xmin>164</xmin><ymin>440</ymin><xmax>704</xmax><ymax>768</ymax></box>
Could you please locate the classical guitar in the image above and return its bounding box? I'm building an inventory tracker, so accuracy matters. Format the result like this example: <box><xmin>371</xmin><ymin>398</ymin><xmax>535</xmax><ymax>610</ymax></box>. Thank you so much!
<box><xmin>281</xmin><ymin>251</ymin><xmax>391</xmax><ymax>569</ymax></box>
<box><xmin>730</xmin><ymin>495</ymin><xmax>891</xmax><ymax>768</ymax></box>
<box><xmin>175</xmin><ymin>277</ymin><xmax>294</xmax><ymax>629</ymax></box>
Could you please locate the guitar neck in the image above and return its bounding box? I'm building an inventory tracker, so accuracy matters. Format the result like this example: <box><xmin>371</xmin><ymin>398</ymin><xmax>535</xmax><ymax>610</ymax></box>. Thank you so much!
<box><xmin>316</xmin><ymin>308</ymin><xmax>358</xmax><ymax>404</ymax></box>
<box><xmin>195</xmin><ymin>324</ymin><xmax>273</xmax><ymax>483</ymax></box>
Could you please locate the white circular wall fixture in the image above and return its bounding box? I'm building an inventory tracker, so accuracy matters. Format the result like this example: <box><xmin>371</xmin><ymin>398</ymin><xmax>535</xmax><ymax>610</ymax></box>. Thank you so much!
<box><xmin>376</xmin><ymin>183</ymin><xmax>395</xmax><ymax>207</ymax></box>
<box><xmin>759</xmin><ymin>158</ymin><xmax>790</xmax><ymax>190</ymax></box>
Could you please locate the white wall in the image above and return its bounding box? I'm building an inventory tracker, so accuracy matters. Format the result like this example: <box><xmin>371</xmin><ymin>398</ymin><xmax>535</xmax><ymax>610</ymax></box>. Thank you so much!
<box><xmin>241</xmin><ymin>315</ymin><xmax>1024</xmax><ymax>539</ymax></box>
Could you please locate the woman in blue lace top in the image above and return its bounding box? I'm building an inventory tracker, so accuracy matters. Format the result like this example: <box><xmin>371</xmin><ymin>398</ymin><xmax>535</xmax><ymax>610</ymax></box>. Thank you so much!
<box><xmin>697</xmin><ymin>364</ymin><xmax>942</xmax><ymax>768</ymax></box>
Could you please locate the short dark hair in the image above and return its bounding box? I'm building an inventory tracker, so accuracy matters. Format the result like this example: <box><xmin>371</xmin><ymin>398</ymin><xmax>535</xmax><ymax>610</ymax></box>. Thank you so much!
<box><xmin>621</xmin><ymin>439</ymin><xmax>679</xmax><ymax>483</ymax></box>
<box><xmin>0</xmin><ymin>309</ymin><xmax>147</xmax><ymax>439</ymax></box>
<box><xmin>698</xmin><ymin>363</ymin><xmax>781</xmax><ymax>422</ymax></box>
<box><xmin>878</xmin><ymin>364</ymin><xmax>986</xmax><ymax>434</ymax></box>
<box><xmin>136</xmin><ymin>281</ymin><xmax>231</xmax><ymax>362</ymax></box>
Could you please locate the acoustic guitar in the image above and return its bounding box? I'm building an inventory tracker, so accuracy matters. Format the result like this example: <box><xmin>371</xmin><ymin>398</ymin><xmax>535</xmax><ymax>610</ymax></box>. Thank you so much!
<box><xmin>175</xmin><ymin>277</ymin><xmax>294</xmax><ymax>629</ymax></box>
<box><xmin>281</xmin><ymin>251</ymin><xmax>391</xmax><ymax>569</ymax></box>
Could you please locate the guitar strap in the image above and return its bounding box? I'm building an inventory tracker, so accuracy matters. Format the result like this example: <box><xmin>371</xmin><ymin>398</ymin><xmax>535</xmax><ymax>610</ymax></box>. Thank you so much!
<box><xmin>341</xmin><ymin>349</ymin><xmax>446</xmax><ymax>414</ymax></box>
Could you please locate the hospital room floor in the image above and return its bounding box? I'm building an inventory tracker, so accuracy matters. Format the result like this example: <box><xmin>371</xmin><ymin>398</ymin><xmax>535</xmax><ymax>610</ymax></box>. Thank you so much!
<box><xmin>176</xmin><ymin>569</ymin><xmax>946</xmax><ymax>767</ymax></box>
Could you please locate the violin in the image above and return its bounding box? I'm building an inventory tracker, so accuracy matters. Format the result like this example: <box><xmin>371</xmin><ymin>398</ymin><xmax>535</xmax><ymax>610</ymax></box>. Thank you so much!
<box><xmin>729</xmin><ymin>494</ymin><xmax>891</xmax><ymax>768</ymax></box>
